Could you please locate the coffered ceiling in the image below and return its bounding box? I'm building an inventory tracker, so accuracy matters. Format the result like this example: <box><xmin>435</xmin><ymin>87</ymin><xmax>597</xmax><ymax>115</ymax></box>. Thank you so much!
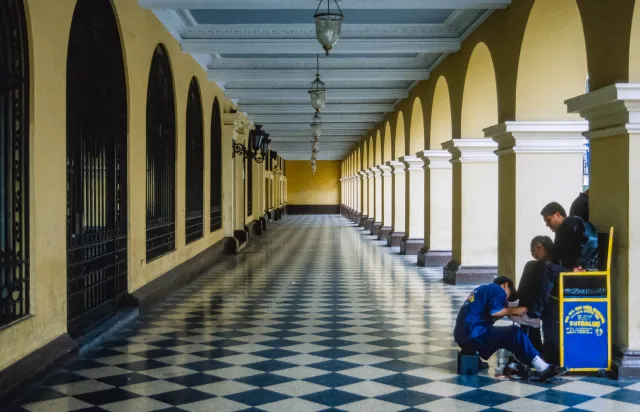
<box><xmin>139</xmin><ymin>0</ymin><xmax>511</xmax><ymax>160</ymax></box>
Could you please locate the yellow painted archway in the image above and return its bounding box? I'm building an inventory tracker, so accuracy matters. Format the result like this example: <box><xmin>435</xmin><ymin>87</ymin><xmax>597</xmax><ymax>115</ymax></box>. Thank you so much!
<box><xmin>430</xmin><ymin>76</ymin><xmax>453</xmax><ymax>149</ymax></box>
<box><xmin>516</xmin><ymin>0</ymin><xmax>587</xmax><ymax>120</ymax></box>
<box><xmin>395</xmin><ymin>111</ymin><xmax>405</xmax><ymax>159</ymax></box>
<box><xmin>409</xmin><ymin>98</ymin><xmax>425</xmax><ymax>155</ymax></box>
<box><xmin>461</xmin><ymin>42</ymin><xmax>498</xmax><ymax>137</ymax></box>
<box><xmin>384</xmin><ymin>122</ymin><xmax>392</xmax><ymax>163</ymax></box>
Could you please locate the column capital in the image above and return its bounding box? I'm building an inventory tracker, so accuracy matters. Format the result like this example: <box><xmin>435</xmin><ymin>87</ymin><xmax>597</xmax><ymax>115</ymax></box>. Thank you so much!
<box><xmin>377</xmin><ymin>164</ymin><xmax>392</xmax><ymax>176</ymax></box>
<box><xmin>386</xmin><ymin>160</ymin><xmax>405</xmax><ymax>174</ymax></box>
<box><xmin>566</xmin><ymin>83</ymin><xmax>640</xmax><ymax>140</ymax></box>
<box><xmin>358</xmin><ymin>170</ymin><xmax>368</xmax><ymax>178</ymax></box>
<box><xmin>370</xmin><ymin>167</ymin><xmax>381</xmax><ymax>176</ymax></box>
<box><xmin>223</xmin><ymin>112</ymin><xmax>250</xmax><ymax>135</ymax></box>
<box><xmin>484</xmin><ymin>121</ymin><xmax>587</xmax><ymax>156</ymax></box>
<box><xmin>417</xmin><ymin>150</ymin><xmax>452</xmax><ymax>169</ymax></box>
<box><xmin>399</xmin><ymin>155</ymin><xmax>424</xmax><ymax>171</ymax></box>
<box><xmin>442</xmin><ymin>138</ymin><xmax>497</xmax><ymax>164</ymax></box>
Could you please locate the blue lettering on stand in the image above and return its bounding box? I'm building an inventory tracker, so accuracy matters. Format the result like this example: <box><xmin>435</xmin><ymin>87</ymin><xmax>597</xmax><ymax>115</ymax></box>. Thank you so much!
<box><xmin>583</xmin><ymin>142</ymin><xmax>590</xmax><ymax>191</ymax></box>
<box><xmin>563</xmin><ymin>301</ymin><xmax>608</xmax><ymax>369</ymax></box>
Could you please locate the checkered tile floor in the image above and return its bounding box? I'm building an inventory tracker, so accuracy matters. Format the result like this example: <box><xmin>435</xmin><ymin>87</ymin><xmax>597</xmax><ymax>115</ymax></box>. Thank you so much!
<box><xmin>13</xmin><ymin>215</ymin><xmax>640</xmax><ymax>411</ymax></box>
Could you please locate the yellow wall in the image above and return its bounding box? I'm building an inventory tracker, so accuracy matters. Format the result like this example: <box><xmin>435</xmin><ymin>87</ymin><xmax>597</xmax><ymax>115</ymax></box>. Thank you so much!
<box><xmin>287</xmin><ymin>161</ymin><xmax>341</xmax><ymax>205</ymax></box>
<box><xmin>0</xmin><ymin>0</ymin><xmax>242</xmax><ymax>371</ymax></box>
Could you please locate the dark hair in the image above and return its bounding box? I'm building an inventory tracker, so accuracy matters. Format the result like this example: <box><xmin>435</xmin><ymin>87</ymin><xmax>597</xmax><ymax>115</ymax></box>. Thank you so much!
<box><xmin>531</xmin><ymin>235</ymin><xmax>556</xmax><ymax>262</ymax></box>
<box><xmin>540</xmin><ymin>202</ymin><xmax>566</xmax><ymax>218</ymax></box>
<box><xmin>494</xmin><ymin>276</ymin><xmax>517</xmax><ymax>301</ymax></box>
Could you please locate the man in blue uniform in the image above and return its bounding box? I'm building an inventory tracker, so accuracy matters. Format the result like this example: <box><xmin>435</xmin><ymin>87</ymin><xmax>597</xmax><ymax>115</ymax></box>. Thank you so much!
<box><xmin>454</xmin><ymin>277</ymin><xmax>567</xmax><ymax>381</ymax></box>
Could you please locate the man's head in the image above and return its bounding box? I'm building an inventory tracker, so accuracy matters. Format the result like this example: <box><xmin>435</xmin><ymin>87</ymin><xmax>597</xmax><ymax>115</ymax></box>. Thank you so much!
<box><xmin>530</xmin><ymin>235</ymin><xmax>555</xmax><ymax>262</ymax></box>
<box><xmin>493</xmin><ymin>276</ymin><xmax>516</xmax><ymax>301</ymax></box>
<box><xmin>541</xmin><ymin>202</ymin><xmax>567</xmax><ymax>232</ymax></box>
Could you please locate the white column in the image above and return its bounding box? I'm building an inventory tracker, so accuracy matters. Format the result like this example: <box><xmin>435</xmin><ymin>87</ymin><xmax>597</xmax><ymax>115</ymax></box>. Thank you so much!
<box><xmin>365</xmin><ymin>169</ymin><xmax>375</xmax><ymax>231</ymax></box>
<box><xmin>359</xmin><ymin>170</ymin><xmax>369</xmax><ymax>226</ymax></box>
<box><xmin>485</xmin><ymin>121</ymin><xmax>587</xmax><ymax>282</ymax></box>
<box><xmin>566</xmin><ymin>84</ymin><xmax>640</xmax><ymax>378</ymax></box>
<box><xmin>371</xmin><ymin>167</ymin><xmax>383</xmax><ymax>234</ymax></box>
<box><xmin>417</xmin><ymin>150</ymin><xmax>453</xmax><ymax>267</ymax></box>
<box><xmin>222</xmin><ymin>113</ymin><xmax>245</xmax><ymax>243</ymax></box>
<box><xmin>400</xmin><ymin>155</ymin><xmax>425</xmax><ymax>255</ymax></box>
<box><xmin>443</xmin><ymin>138</ymin><xmax>498</xmax><ymax>284</ymax></box>
<box><xmin>387</xmin><ymin>160</ymin><xmax>406</xmax><ymax>247</ymax></box>
<box><xmin>378</xmin><ymin>164</ymin><xmax>393</xmax><ymax>240</ymax></box>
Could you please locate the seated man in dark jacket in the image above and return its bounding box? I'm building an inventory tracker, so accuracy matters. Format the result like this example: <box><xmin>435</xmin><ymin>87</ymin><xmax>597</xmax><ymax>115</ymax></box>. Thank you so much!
<box><xmin>540</xmin><ymin>202</ymin><xmax>598</xmax><ymax>270</ymax></box>
<box><xmin>515</xmin><ymin>236</ymin><xmax>562</xmax><ymax>356</ymax></box>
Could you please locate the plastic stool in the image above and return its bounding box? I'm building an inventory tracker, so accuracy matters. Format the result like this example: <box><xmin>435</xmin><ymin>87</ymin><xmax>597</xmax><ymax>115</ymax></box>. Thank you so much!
<box><xmin>457</xmin><ymin>350</ymin><xmax>479</xmax><ymax>375</ymax></box>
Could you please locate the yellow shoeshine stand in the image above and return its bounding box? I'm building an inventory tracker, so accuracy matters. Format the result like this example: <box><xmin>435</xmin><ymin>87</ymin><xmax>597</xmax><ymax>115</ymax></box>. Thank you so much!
<box><xmin>559</xmin><ymin>227</ymin><xmax>613</xmax><ymax>373</ymax></box>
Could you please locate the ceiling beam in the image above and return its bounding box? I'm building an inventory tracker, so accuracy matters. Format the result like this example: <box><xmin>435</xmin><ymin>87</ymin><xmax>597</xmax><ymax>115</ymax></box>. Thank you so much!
<box><xmin>139</xmin><ymin>0</ymin><xmax>511</xmax><ymax>10</ymax></box>
<box><xmin>251</xmin><ymin>114</ymin><xmax>382</xmax><ymax>124</ymax></box>
<box><xmin>265</xmin><ymin>122</ymin><xmax>371</xmax><ymax>130</ymax></box>
<box><xmin>239</xmin><ymin>104</ymin><xmax>396</xmax><ymax>115</ymax></box>
<box><xmin>182</xmin><ymin>38</ymin><xmax>460</xmax><ymax>55</ymax></box>
<box><xmin>227</xmin><ymin>89</ymin><xmax>408</xmax><ymax>100</ymax></box>
<box><xmin>270</xmin><ymin>137</ymin><xmax>362</xmax><ymax>143</ymax></box>
<box><xmin>268</xmin><ymin>130</ymin><xmax>362</xmax><ymax>137</ymax></box>
<box><xmin>210</xmin><ymin>69</ymin><xmax>430</xmax><ymax>82</ymax></box>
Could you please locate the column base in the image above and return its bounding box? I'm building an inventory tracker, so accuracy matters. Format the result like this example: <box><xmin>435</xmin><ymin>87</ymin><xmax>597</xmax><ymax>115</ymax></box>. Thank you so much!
<box><xmin>359</xmin><ymin>215</ymin><xmax>368</xmax><ymax>227</ymax></box>
<box><xmin>443</xmin><ymin>264</ymin><xmax>497</xmax><ymax>285</ymax></box>
<box><xmin>234</xmin><ymin>230</ymin><xmax>249</xmax><ymax>252</ymax></box>
<box><xmin>400</xmin><ymin>237</ymin><xmax>424</xmax><ymax>255</ymax></box>
<box><xmin>352</xmin><ymin>212</ymin><xmax>360</xmax><ymax>224</ymax></box>
<box><xmin>259</xmin><ymin>216</ymin><xmax>268</xmax><ymax>232</ymax></box>
<box><xmin>378</xmin><ymin>226</ymin><xmax>392</xmax><ymax>241</ymax></box>
<box><xmin>386</xmin><ymin>231</ymin><xmax>404</xmax><ymax>247</ymax></box>
<box><xmin>371</xmin><ymin>222</ymin><xmax>382</xmax><ymax>235</ymax></box>
<box><xmin>614</xmin><ymin>345</ymin><xmax>640</xmax><ymax>380</ymax></box>
<box><xmin>364</xmin><ymin>217</ymin><xmax>374</xmax><ymax>231</ymax></box>
<box><xmin>418</xmin><ymin>249</ymin><xmax>452</xmax><ymax>267</ymax></box>
<box><xmin>224</xmin><ymin>237</ymin><xmax>239</xmax><ymax>254</ymax></box>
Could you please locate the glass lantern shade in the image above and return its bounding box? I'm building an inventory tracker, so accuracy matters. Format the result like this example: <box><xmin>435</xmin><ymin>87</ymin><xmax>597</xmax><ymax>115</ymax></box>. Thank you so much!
<box><xmin>311</xmin><ymin>151</ymin><xmax>318</xmax><ymax>161</ymax></box>
<box><xmin>310</xmin><ymin>113</ymin><xmax>323</xmax><ymax>137</ymax></box>
<box><xmin>315</xmin><ymin>2</ymin><xmax>344</xmax><ymax>56</ymax></box>
<box><xmin>251</xmin><ymin>125</ymin><xmax>264</xmax><ymax>151</ymax></box>
<box><xmin>311</xmin><ymin>163</ymin><xmax>317</xmax><ymax>175</ymax></box>
<box><xmin>308</xmin><ymin>79</ymin><xmax>326</xmax><ymax>112</ymax></box>
<box><xmin>312</xmin><ymin>139</ymin><xmax>319</xmax><ymax>153</ymax></box>
<box><xmin>260</xmin><ymin>137</ymin><xmax>271</xmax><ymax>158</ymax></box>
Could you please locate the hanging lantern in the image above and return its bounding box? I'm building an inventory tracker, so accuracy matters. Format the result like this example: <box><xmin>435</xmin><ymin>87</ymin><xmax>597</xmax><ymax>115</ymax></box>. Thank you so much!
<box><xmin>314</xmin><ymin>0</ymin><xmax>344</xmax><ymax>56</ymax></box>
<box><xmin>312</xmin><ymin>136</ymin><xmax>320</xmax><ymax>153</ymax></box>
<box><xmin>311</xmin><ymin>162</ymin><xmax>317</xmax><ymax>176</ymax></box>
<box><xmin>310</xmin><ymin>112</ymin><xmax>322</xmax><ymax>137</ymax></box>
<box><xmin>311</xmin><ymin>151</ymin><xmax>318</xmax><ymax>161</ymax></box>
<box><xmin>308</xmin><ymin>54</ymin><xmax>326</xmax><ymax>113</ymax></box>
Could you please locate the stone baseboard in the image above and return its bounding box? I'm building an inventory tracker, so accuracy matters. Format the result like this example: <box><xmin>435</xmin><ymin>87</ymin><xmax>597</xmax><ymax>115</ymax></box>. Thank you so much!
<box><xmin>614</xmin><ymin>345</ymin><xmax>640</xmax><ymax>380</ymax></box>
<box><xmin>0</xmin><ymin>333</ymin><xmax>77</xmax><ymax>406</ymax></box>
<box><xmin>378</xmin><ymin>226</ymin><xmax>392</xmax><ymax>240</ymax></box>
<box><xmin>418</xmin><ymin>249</ymin><xmax>452</xmax><ymax>267</ymax></box>
<box><xmin>364</xmin><ymin>217</ymin><xmax>374</xmax><ymax>232</ymax></box>
<box><xmin>400</xmin><ymin>237</ymin><xmax>424</xmax><ymax>255</ymax></box>
<box><xmin>371</xmin><ymin>222</ymin><xmax>382</xmax><ymax>235</ymax></box>
<box><xmin>443</xmin><ymin>265</ymin><xmax>497</xmax><ymax>285</ymax></box>
<box><xmin>387</xmin><ymin>231</ymin><xmax>405</xmax><ymax>247</ymax></box>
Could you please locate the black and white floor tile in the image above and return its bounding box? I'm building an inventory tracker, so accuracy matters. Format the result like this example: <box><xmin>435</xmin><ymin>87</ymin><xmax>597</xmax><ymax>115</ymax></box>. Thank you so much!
<box><xmin>13</xmin><ymin>215</ymin><xmax>640</xmax><ymax>411</ymax></box>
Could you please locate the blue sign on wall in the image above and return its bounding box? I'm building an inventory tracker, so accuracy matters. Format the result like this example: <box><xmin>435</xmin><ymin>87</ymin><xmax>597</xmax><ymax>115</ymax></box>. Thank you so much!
<box><xmin>583</xmin><ymin>142</ymin><xmax>590</xmax><ymax>191</ymax></box>
<box><xmin>562</xmin><ymin>301</ymin><xmax>608</xmax><ymax>369</ymax></box>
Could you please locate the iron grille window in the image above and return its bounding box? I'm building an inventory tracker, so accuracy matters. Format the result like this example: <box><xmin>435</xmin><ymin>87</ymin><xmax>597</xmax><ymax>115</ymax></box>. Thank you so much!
<box><xmin>1</xmin><ymin>0</ymin><xmax>30</xmax><ymax>327</ymax></box>
<box><xmin>66</xmin><ymin>0</ymin><xmax>128</xmax><ymax>336</ymax></box>
<box><xmin>247</xmin><ymin>157</ymin><xmax>253</xmax><ymax>217</ymax></box>
<box><xmin>146</xmin><ymin>45</ymin><xmax>176</xmax><ymax>262</ymax></box>
<box><xmin>210</xmin><ymin>98</ymin><xmax>222</xmax><ymax>232</ymax></box>
<box><xmin>185</xmin><ymin>78</ymin><xmax>204</xmax><ymax>244</ymax></box>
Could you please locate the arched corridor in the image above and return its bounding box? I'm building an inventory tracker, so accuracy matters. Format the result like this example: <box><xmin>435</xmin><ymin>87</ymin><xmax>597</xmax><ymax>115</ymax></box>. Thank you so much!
<box><xmin>4</xmin><ymin>0</ymin><xmax>640</xmax><ymax>408</ymax></box>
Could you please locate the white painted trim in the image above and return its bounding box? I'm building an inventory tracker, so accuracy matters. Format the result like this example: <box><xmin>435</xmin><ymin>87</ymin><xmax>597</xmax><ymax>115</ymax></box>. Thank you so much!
<box><xmin>181</xmin><ymin>38</ymin><xmax>461</xmax><ymax>55</ymax></box>
<box><xmin>417</xmin><ymin>150</ymin><xmax>452</xmax><ymax>169</ymax></box>
<box><xmin>386</xmin><ymin>160</ymin><xmax>406</xmax><ymax>174</ymax></box>
<box><xmin>484</xmin><ymin>121</ymin><xmax>588</xmax><ymax>155</ymax></box>
<box><xmin>400</xmin><ymin>155</ymin><xmax>424</xmax><ymax>171</ymax></box>
<box><xmin>442</xmin><ymin>138</ymin><xmax>498</xmax><ymax>163</ymax></box>
<box><xmin>566</xmin><ymin>83</ymin><xmax>640</xmax><ymax>140</ymax></box>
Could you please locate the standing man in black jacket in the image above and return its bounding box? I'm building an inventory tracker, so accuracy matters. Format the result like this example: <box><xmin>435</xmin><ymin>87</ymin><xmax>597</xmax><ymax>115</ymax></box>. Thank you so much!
<box><xmin>569</xmin><ymin>189</ymin><xmax>589</xmax><ymax>222</ymax></box>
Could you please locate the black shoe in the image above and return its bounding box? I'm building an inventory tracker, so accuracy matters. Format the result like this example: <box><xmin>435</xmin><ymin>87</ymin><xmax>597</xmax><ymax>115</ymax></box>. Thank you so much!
<box><xmin>536</xmin><ymin>365</ymin><xmax>569</xmax><ymax>381</ymax></box>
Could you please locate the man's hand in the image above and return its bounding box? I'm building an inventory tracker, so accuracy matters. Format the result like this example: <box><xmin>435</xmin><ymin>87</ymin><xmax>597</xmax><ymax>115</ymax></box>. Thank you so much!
<box><xmin>492</xmin><ymin>306</ymin><xmax>528</xmax><ymax>318</ymax></box>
